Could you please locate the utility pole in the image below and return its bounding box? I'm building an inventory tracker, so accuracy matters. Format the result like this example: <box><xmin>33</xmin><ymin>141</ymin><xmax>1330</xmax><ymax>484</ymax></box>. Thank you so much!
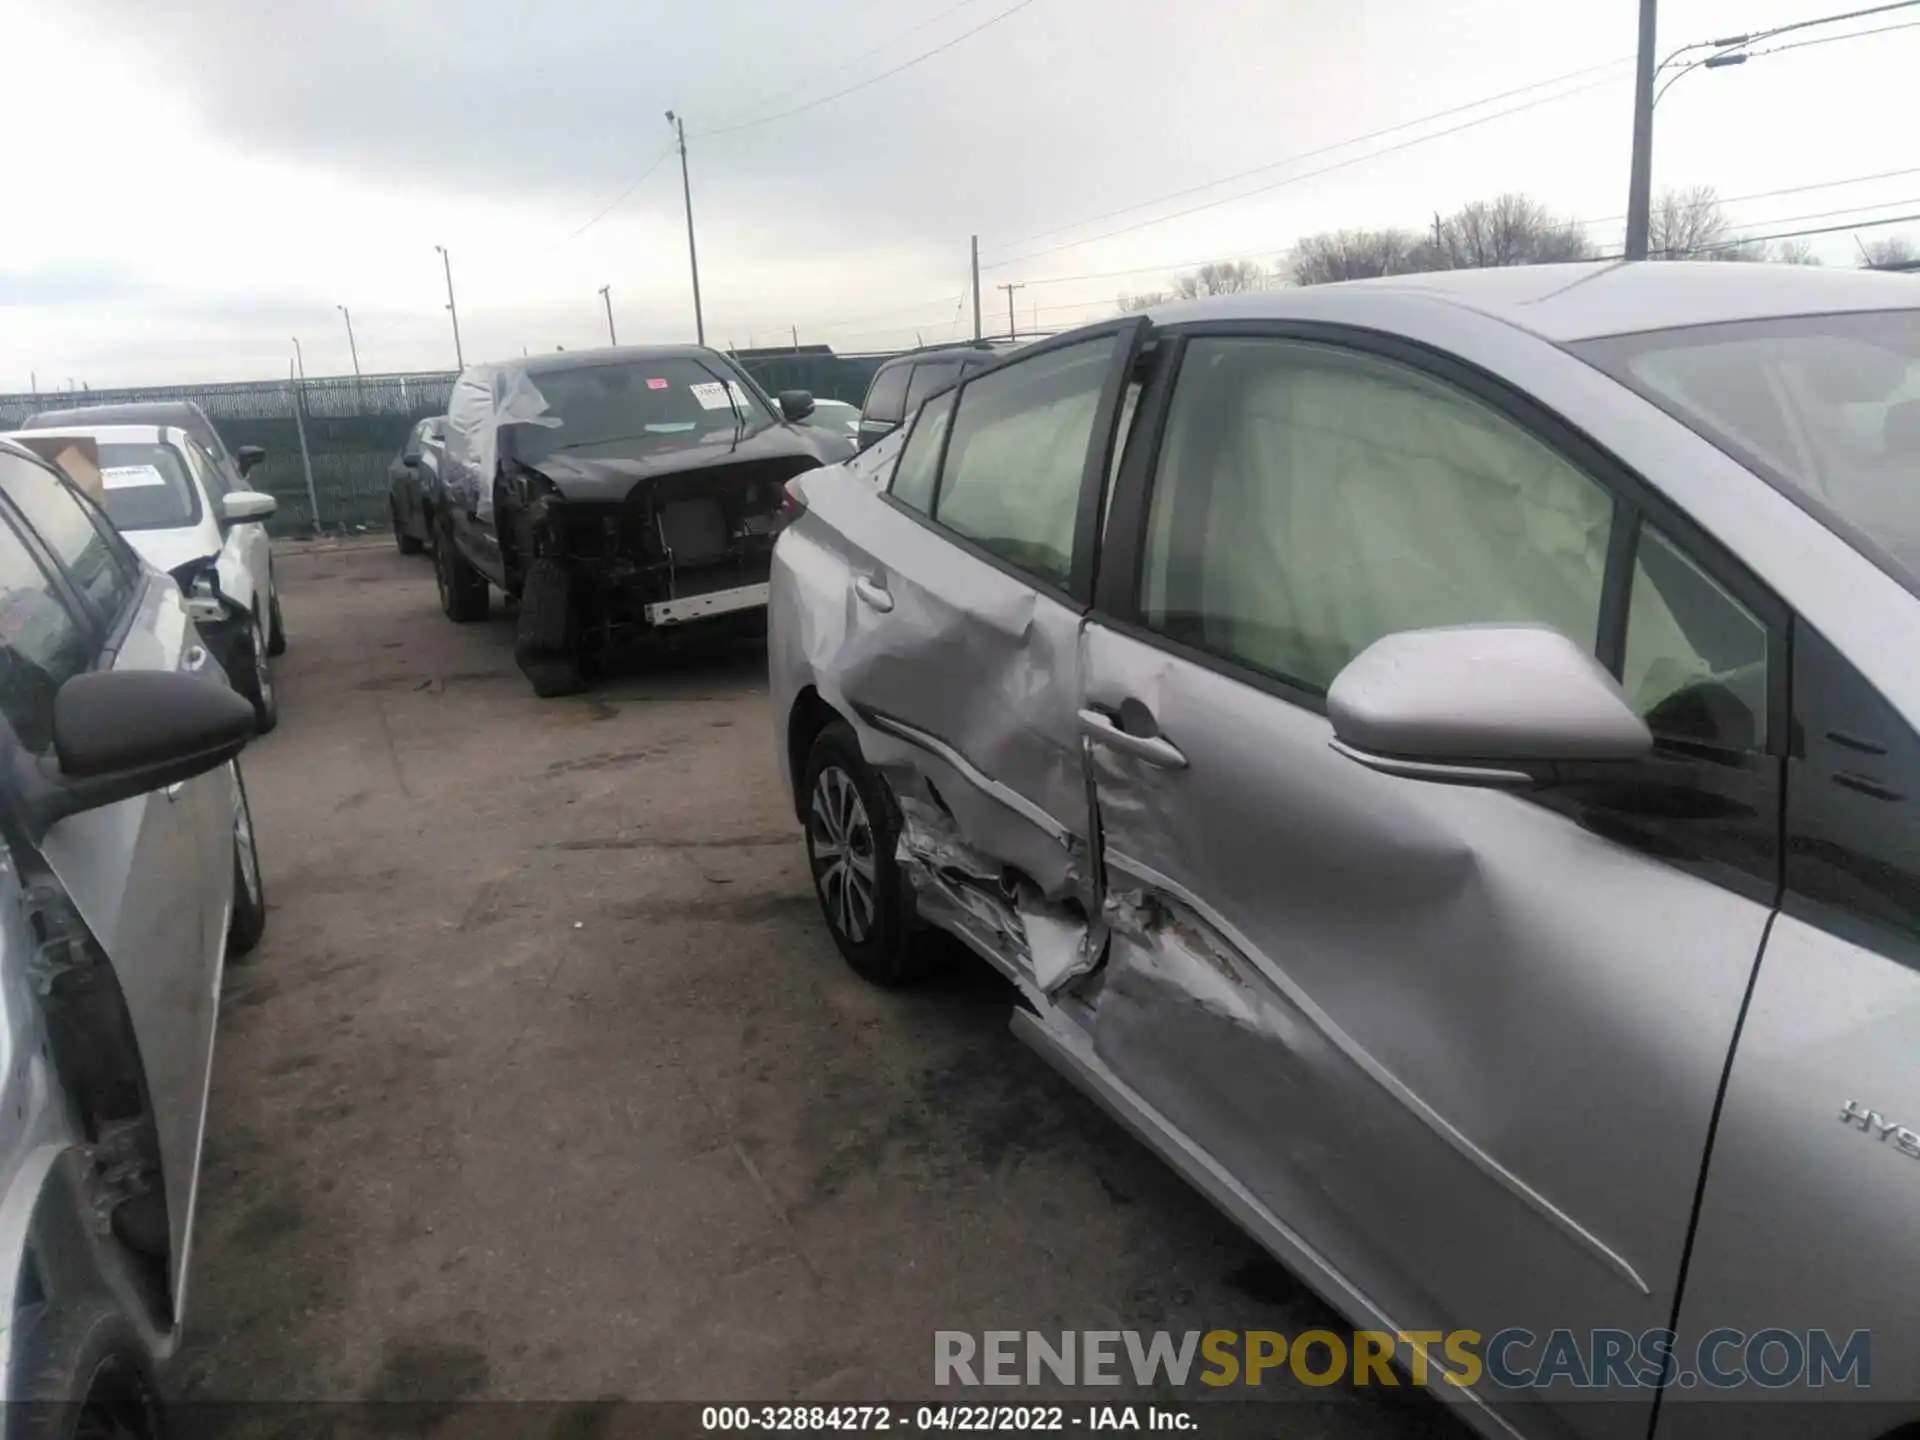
<box><xmin>791</xmin><ymin>325</ymin><xmax>799</xmax><ymax>350</ymax></box>
<box><xmin>998</xmin><ymin>283</ymin><xmax>1025</xmax><ymax>342</ymax></box>
<box><xmin>28</xmin><ymin>372</ymin><xmax>35</xmax><ymax>397</ymax></box>
<box><xmin>337</xmin><ymin>305</ymin><xmax>362</xmax><ymax>400</ymax></box>
<box><xmin>291</xmin><ymin>336</ymin><xmax>307</xmax><ymax>381</ymax></box>
<box><xmin>971</xmin><ymin>235</ymin><xmax>983</xmax><ymax>341</ymax></box>
<box><xmin>434</xmin><ymin>245</ymin><xmax>466</xmax><ymax>370</ymax></box>
<box><xmin>1624</xmin><ymin>0</ymin><xmax>1659</xmax><ymax>261</ymax></box>
<box><xmin>665</xmin><ymin>111</ymin><xmax>706</xmax><ymax>345</ymax></box>
<box><xmin>599</xmin><ymin>285</ymin><xmax>617</xmax><ymax>345</ymax></box>
<box><xmin>289</xmin><ymin>356</ymin><xmax>321</xmax><ymax>534</ymax></box>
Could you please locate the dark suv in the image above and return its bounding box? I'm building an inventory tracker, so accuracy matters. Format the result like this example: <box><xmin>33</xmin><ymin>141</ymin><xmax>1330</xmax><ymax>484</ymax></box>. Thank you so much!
<box><xmin>855</xmin><ymin>340</ymin><xmax>1021</xmax><ymax>452</ymax></box>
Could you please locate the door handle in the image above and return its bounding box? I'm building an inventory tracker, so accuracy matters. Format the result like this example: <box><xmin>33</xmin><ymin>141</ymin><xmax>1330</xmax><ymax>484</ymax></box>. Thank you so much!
<box><xmin>184</xmin><ymin>645</ymin><xmax>210</xmax><ymax>672</ymax></box>
<box><xmin>1078</xmin><ymin>708</ymin><xmax>1187</xmax><ymax>769</ymax></box>
<box><xmin>853</xmin><ymin>576</ymin><xmax>894</xmax><ymax>613</ymax></box>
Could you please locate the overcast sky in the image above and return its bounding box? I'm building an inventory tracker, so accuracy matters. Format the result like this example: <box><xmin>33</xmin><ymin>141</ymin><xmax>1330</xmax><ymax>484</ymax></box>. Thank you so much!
<box><xmin>2</xmin><ymin>0</ymin><xmax>1915</xmax><ymax>389</ymax></box>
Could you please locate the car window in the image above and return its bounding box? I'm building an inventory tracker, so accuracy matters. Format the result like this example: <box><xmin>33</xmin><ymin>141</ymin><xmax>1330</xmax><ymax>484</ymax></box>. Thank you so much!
<box><xmin>0</xmin><ymin>450</ymin><xmax>141</xmax><ymax>625</ymax></box>
<box><xmin>1622</xmin><ymin>522</ymin><xmax>1769</xmax><ymax>751</ymax></box>
<box><xmin>863</xmin><ymin>363</ymin><xmax>912</xmax><ymax>425</ymax></box>
<box><xmin>905</xmin><ymin>360</ymin><xmax>962</xmax><ymax>412</ymax></box>
<box><xmin>183</xmin><ymin>437</ymin><xmax>230</xmax><ymax>499</ymax></box>
<box><xmin>889</xmin><ymin>390</ymin><xmax>956</xmax><ymax>515</ymax></box>
<box><xmin>1139</xmin><ymin>337</ymin><xmax>1615</xmax><ymax>693</ymax></box>
<box><xmin>0</xmin><ymin>471</ymin><xmax>98</xmax><ymax>752</ymax></box>
<box><xmin>929</xmin><ymin>337</ymin><xmax>1117</xmax><ymax>588</ymax></box>
<box><xmin>189</xmin><ymin>409</ymin><xmax>235</xmax><ymax>469</ymax></box>
<box><xmin>83</xmin><ymin>442</ymin><xmax>204</xmax><ymax>533</ymax></box>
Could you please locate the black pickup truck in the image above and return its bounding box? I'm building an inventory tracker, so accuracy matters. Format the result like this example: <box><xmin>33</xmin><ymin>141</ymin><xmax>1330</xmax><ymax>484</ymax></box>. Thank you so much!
<box><xmin>433</xmin><ymin>345</ymin><xmax>840</xmax><ymax>696</ymax></box>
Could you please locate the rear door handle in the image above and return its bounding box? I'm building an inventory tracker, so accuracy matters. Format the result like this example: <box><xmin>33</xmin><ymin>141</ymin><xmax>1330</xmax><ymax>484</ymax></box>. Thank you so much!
<box><xmin>853</xmin><ymin>576</ymin><xmax>894</xmax><ymax>613</ymax></box>
<box><xmin>1078</xmin><ymin>708</ymin><xmax>1187</xmax><ymax>769</ymax></box>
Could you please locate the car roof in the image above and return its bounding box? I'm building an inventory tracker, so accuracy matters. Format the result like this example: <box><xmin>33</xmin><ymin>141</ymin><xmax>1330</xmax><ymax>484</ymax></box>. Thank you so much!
<box><xmin>23</xmin><ymin>400</ymin><xmax>210</xmax><ymax>431</ymax></box>
<box><xmin>1142</xmin><ymin>261</ymin><xmax>1920</xmax><ymax>343</ymax></box>
<box><xmin>8</xmin><ymin>424</ymin><xmax>184</xmax><ymax>447</ymax></box>
<box><xmin>482</xmin><ymin>344</ymin><xmax>746</xmax><ymax>379</ymax></box>
<box><xmin>876</xmin><ymin>340</ymin><xmax>1021</xmax><ymax>370</ymax></box>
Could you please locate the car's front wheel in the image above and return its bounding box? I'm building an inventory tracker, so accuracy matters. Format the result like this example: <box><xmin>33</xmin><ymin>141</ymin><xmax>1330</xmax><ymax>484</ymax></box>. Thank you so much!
<box><xmin>228</xmin><ymin>763</ymin><xmax>266</xmax><ymax>957</ymax></box>
<box><xmin>392</xmin><ymin>499</ymin><xmax>424</xmax><ymax>555</ymax></box>
<box><xmin>514</xmin><ymin>558</ymin><xmax>587</xmax><ymax>697</ymax></box>
<box><xmin>228</xmin><ymin>608</ymin><xmax>278</xmax><ymax>734</ymax></box>
<box><xmin>802</xmin><ymin>721</ymin><xmax>921</xmax><ymax>986</ymax></box>
<box><xmin>7</xmin><ymin>1301</ymin><xmax>167</xmax><ymax>1440</ymax></box>
<box><xmin>433</xmin><ymin>518</ymin><xmax>489</xmax><ymax>622</ymax></box>
<box><xmin>266</xmin><ymin>583</ymin><xmax>286</xmax><ymax>656</ymax></box>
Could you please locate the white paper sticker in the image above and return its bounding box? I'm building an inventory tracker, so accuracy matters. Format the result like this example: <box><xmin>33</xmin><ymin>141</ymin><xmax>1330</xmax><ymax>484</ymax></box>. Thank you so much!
<box><xmin>100</xmin><ymin>465</ymin><xmax>167</xmax><ymax>490</ymax></box>
<box><xmin>689</xmin><ymin>381</ymin><xmax>751</xmax><ymax>411</ymax></box>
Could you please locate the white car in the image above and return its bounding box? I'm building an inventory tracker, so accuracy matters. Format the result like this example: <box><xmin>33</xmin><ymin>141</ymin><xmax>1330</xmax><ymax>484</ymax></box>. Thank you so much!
<box><xmin>7</xmin><ymin>424</ymin><xmax>284</xmax><ymax>731</ymax></box>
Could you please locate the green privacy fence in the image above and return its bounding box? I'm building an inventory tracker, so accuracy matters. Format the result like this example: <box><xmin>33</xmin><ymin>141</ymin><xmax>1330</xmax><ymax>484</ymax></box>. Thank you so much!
<box><xmin>0</xmin><ymin>351</ymin><xmax>893</xmax><ymax>537</ymax></box>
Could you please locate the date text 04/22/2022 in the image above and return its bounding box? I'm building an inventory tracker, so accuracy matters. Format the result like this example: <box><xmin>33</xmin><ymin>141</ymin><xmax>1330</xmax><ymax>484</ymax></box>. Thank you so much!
<box><xmin>698</xmin><ymin>1405</ymin><xmax>1196</xmax><ymax>1432</ymax></box>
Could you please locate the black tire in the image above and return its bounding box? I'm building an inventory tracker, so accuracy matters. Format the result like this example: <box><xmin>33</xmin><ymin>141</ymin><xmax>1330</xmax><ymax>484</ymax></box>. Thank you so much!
<box><xmin>514</xmin><ymin>558</ymin><xmax>586</xmax><ymax>698</ymax></box>
<box><xmin>802</xmin><ymin>721</ymin><xmax>921</xmax><ymax>986</ymax></box>
<box><xmin>266</xmin><ymin>584</ymin><xmax>286</xmax><ymax>656</ymax></box>
<box><xmin>228</xmin><ymin>764</ymin><xmax>266</xmax><ymax>957</ymax></box>
<box><xmin>228</xmin><ymin>609</ymin><xmax>278</xmax><ymax>735</ymax></box>
<box><xmin>6</xmin><ymin>1301</ymin><xmax>167</xmax><ymax>1440</ymax></box>
<box><xmin>393</xmin><ymin>500</ymin><xmax>424</xmax><ymax>555</ymax></box>
<box><xmin>433</xmin><ymin>518</ymin><xmax>489</xmax><ymax>622</ymax></box>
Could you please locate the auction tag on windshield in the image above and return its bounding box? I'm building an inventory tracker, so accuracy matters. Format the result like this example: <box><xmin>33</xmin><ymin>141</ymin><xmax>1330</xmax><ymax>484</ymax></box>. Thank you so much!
<box><xmin>690</xmin><ymin>382</ymin><xmax>732</xmax><ymax>410</ymax></box>
<box><xmin>646</xmin><ymin>377</ymin><xmax>669</xmax><ymax>390</ymax></box>
<box><xmin>100</xmin><ymin>465</ymin><xmax>167</xmax><ymax>490</ymax></box>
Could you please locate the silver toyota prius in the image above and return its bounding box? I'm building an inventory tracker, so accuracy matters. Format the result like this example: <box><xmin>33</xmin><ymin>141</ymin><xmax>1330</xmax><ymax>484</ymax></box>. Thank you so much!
<box><xmin>769</xmin><ymin>262</ymin><xmax>1920</xmax><ymax>1439</ymax></box>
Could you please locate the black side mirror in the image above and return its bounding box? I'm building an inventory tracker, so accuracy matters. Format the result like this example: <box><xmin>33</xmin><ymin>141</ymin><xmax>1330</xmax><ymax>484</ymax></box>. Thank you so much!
<box><xmin>236</xmin><ymin>445</ymin><xmax>266</xmax><ymax>476</ymax></box>
<box><xmin>10</xmin><ymin>671</ymin><xmax>255</xmax><ymax>837</ymax></box>
<box><xmin>778</xmin><ymin>390</ymin><xmax>816</xmax><ymax>423</ymax></box>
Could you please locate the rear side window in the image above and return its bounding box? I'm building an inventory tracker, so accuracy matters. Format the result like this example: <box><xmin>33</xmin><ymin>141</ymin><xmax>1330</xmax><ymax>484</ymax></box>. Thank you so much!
<box><xmin>889</xmin><ymin>390</ymin><xmax>956</xmax><ymax>515</ymax></box>
<box><xmin>905</xmin><ymin>360</ymin><xmax>962</xmax><ymax>412</ymax></box>
<box><xmin>0</xmin><ymin>452</ymin><xmax>141</xmax><ymax>625</ymax></box>
<box><xmin>0</xmin><ymin>469</ymin><xmax>96</xmax><ymax>752</ymax></box>
<box><xmin>863</xmin><ymin>363</ymin><xmax>912</xmax><ymax>425</ymax></box>
<box><xmin>929</xmin><ymin>337</ymin><xmax>1117</xmax><ymax>588</ymax></box>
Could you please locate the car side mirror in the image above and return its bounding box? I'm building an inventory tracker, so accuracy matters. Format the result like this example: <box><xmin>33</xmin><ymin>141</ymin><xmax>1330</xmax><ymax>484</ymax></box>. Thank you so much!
<box><xmin>235</xmin><ymin>445</ymin><xmax>266</xmax><ymax>476</ymax></box>
<box><xmin>1326</xmin><ymin>625</ymin><xmax>1651</xmax><ymax>787</ymax></box>
<box><xmin>9</xmin><ymin>671</ymin><xmax>256</xmax><ymax>837</ymax></box>
<box><xmin>221</xmin><ymin>491</ymin><xmax>278</xmax><ymax>525</ymax></box>
<box><xmin>401</xmin><ymin>453</ymin><xmax>421</xmax><ymax>468</ymax></box>
<box><xmin>778</xmin><ymin>390</ymin><xmax>816</xmax><ymax>423</ymax></box>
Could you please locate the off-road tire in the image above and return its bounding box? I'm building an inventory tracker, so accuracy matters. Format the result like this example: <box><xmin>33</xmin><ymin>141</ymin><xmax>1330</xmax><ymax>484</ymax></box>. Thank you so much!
<box><xmin>6</xmin><ymin>1301</ymin><xmax>167</xmax><ymax>1440</ymax></box>
<box><xmin>392</xmin><ymin>501</ymin><xmax>424</xmax><ymax>555</ymax></box>
<box><xmin>434</xmin><ymin>519</ymin><xmax>489</xmax><ymax>622</ymax></box>
<box><xmin>266</xmin><ymin>584</ymin><xmax>287</xmax><ymax>656</ymax></box>
<box><xmin>228</xmin><ymin>764</ymin><xmax>266</xmax><ymax>957</ymax></box>
<box><xmin>514</xmin><ymin>558</ymin><xmax>587</xmax><ymax>698</ymax></box>
<box><xmin>229</xmin><ymin>610</ymin><xmax>278</xmax><ymax>735</ymax></box>
<box><xmin>802</xmin><ymin>721</ymin><xmax>922</xmax><ymax>986</ymax></box>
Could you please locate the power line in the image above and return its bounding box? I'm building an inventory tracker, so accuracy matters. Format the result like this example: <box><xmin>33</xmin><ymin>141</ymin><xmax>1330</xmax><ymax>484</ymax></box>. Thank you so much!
<box><xmin>1572</xmin><ymin>164</ymin><xmax>1920</xmax><ymax>228</ymax></box>
<box><xmin>695</xmin><ymin>0</ymin><xmax>1044</xmax><ymax>139</ymax></box>
<box><xmin>981</xmin><ymin>56</ymin><xmax>1634</xmax><ymax>261</ymax></box>
<box><xmin>1747</xmin><ymin>14</ymin><xmax>1920</xmax><ymax>56</ymax></box>
<box><xmin>544</xmin><ymin>146</ymin><xmax>676</xmax><ymax>250</ymax></box>
<box><xmin>1696</xmin><ymin>210</ymin><xmax>1920</xmax><ymax>252</ymax></box>
<box><xmin>980</xmin><ymin>73</ymin><xmax>1626</xmax><ymax>271</ymax></box>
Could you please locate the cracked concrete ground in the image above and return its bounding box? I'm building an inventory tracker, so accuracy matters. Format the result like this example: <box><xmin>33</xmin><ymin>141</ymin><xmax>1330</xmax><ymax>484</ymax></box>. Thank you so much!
<box><xmin>171</xmin><ymin>539</ymin><xmax>1467</xmax><ymax>1436</ymax></box>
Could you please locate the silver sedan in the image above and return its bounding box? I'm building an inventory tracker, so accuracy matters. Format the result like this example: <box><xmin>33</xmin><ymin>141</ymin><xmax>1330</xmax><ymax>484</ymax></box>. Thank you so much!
<box><xmin>769</xmin><ymin>262</ymin><xmax>1920</xmax><ymax>1439</ymax></box>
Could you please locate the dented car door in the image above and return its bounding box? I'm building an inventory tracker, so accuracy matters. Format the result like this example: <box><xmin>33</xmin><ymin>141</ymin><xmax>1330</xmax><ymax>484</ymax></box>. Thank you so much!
<box><xmin>1060</xmin><ymin>330</ymin><xmax>1783</xmax><ymax>1438</ymax></box>
<box><xmin>815</xmin><ymin>324</ymin><xmax>1143</xmax><ymax>995</ymax></box>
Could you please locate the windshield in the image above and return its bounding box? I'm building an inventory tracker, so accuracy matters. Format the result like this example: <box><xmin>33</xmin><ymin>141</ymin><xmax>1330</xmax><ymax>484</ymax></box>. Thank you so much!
<box><xmin>503</xmin><ymin>358</ymin><xmax>772</xmax><ymax>461</ymax></box>
<box><xmin>1579</xmin><ymin>309</ymin><xmax>1920</xmax><ymax>585</ymax></box>
<box><xmin>90</xmin><ymin>441</ymin><xmax>203</xmax><ymax>531</ymax></box>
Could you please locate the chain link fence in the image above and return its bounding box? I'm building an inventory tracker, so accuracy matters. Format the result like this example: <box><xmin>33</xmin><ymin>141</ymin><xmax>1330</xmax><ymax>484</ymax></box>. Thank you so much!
<box><xmin>0</xmin><ymin>352</ymin><xmax>892</xmax><ymax>538</ymax></box>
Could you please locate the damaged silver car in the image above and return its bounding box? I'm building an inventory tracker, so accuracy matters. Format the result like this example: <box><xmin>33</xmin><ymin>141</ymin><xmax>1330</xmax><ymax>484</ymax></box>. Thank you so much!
<box><xmin>772</xmin><ymin>263</ymin><xmax>1920</xmax><ymax>1438</ymax></box>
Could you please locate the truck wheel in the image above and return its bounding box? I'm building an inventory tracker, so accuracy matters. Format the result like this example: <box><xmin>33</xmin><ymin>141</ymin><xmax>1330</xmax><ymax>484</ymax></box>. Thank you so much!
<box><xmin>392</xmin><ymin>500</ymin><xmax>424</xmax><ymax>555</ymax></box>
<box><xmin>515</xmin><ymin>558</ymin><xmax>586</xmax><ymax>697</ymax></box>
<box><xmin>6</xmin><ymin>1301</ymin><xmax>167</xmax><ymax>1440</ymax></box>
<box><xmin>229</xmin><ymin>609</ymin><xmax>278</xmax><ymax>735</ymax></box>
<box><xmin>434</xmin><ymin>519</ymin><xmax>489</xmax><ymax>622</ymax></box>
<box><xmin>803</xmin><ymin>721</ymin><xmax>922</xmax><ymax>986</ymax></box>
<box><xmin>228</xmin><ymin>764</ymin><xmax>267</xmax><ymax>957</ymax></box>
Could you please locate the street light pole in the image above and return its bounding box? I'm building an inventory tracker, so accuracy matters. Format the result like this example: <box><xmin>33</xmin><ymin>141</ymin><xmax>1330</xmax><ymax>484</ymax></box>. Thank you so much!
<box><xmin>997</xmin><ymin>283</ymin><xmax>1025</xmax><ymax>341</ymax></box>
<box><xmin>337</xmin><ymin>304</ymin><xmax>362</xmax><ymax>385</ymax></box>
<box><xmin>434</xmin><ymin>245</ymin><xmax>466</xmax><ymax>370</ymax></box>
<box><xmin>665</xmin><ymin>110</ymin><xmax>706</xmax><ymax>345</ymax></box>
<box><xmin>1624</xmin><ymin>0</ymin><xmax>1660</xmax><ymax>261</ymax></box>
<box><xmin>291</xmin><ymin>336</ymin><xmax>307</xmax><ymax>381</ymax></box>
<box><xmin>599</xmin><ymin>285</ymin><xmax>618</xmax><ymax>345</ymax></box>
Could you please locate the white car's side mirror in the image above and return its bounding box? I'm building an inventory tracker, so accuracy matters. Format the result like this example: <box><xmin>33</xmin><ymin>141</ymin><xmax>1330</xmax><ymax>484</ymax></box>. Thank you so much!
<box><xmin>221</xmin><ymin>491</ymin><xmax>278</xmax><ymax>524</ymax></box>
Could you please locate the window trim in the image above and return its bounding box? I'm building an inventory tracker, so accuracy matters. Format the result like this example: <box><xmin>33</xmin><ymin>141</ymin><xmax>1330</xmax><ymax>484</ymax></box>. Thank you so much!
<box><xmin>0</xmin><ymin>451</ymin><xmax>137</xmax><ymax>654</ymax></box>
<box><xmin>1093</xmin><ymin>318</ymin><xmax>1792</xmax><ymax>755</ymax></box>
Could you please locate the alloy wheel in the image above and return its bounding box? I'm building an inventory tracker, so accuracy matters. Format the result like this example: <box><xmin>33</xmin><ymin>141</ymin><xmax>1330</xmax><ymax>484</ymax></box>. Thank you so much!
<box><xmin>253</xmin><ymin>614</ymin><xmax>274</xmax><ymax>709</ymax></box>
<box><xmin>809</xmin><ymin>765</ymin><xmax>877</xmax><ymax>944</ymax></box>
<box><xmin>234</xmin><ymin>772</ymin><xmax>262</xmax><ymax>910</ymax></box>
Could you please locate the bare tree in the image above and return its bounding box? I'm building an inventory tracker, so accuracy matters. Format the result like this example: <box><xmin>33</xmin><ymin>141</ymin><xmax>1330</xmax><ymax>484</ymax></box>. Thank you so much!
<box><xmin>1863</xmin><ymin>235</ymin><xmax>1918</xmax><ymax>269</ymax></box>
<box><xmin>1646</xmin><ymin>185</ymin><xmax>1771</xmax><ymax>261</ymax></box>
<box><xmin>1286</xmin><ymin>227</ymin><xmax>1424</xmax><ymax>286</ymax></box>
<box><xmin>1116</xmin><ymin>291</ymin><xmax>1169</xmax><ymax>314</ymax></box>
<box><xmin>1774</xmin><ymin>239</ymin><xmax>1822</xmax><ymax>266</ymax></box>
<box><xmin>1171</xmin><ymin>260</ymin><xmax>1267</xmax><ymax>297</ymax></box>
<box><xmin>1420</xmin><ymin>193</ymin><xmax>1594</xmax><ymax>269</ymax></box>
